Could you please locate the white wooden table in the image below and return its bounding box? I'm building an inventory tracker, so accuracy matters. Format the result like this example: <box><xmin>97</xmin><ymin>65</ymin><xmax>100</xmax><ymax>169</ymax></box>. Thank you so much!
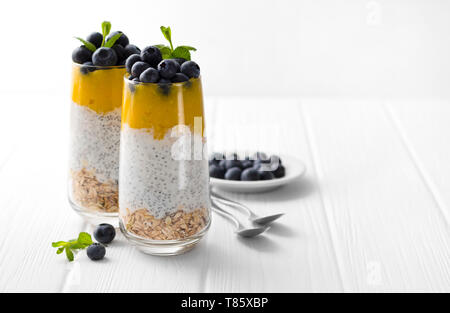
<box><xmin>0</xmin><ymin>94</ymin><xmax>449</xmax><ymax>292</ymax></box>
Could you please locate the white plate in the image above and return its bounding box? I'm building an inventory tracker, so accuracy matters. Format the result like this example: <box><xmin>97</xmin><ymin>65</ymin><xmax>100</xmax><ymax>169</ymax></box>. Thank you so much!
<box><xmin>210</xmin><ymin>154</ymin><xmax>306</xmax><ymax>193</ymax></box>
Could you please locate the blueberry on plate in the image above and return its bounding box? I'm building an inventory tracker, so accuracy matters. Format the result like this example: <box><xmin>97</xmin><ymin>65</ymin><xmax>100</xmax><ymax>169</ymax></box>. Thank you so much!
<box><xmin>124</xmin><ymin>44</ymin><xmax>141</xmax><ymax>58</ymax></box>
<box><xmin>180</xmin><ymin>61</ymin><xmax>200</xmax><ymax>78</ymax></box>
<box><xmin>225</xmin><ymin>159</ymin><xmax>242</xmax><ymax>170</ymax></box>
<box><xmin>86</xmin><ymin>32</ymin><xmax>103</xmax><ymax>48</ymax></box>
<box><xmin>131</xmin><ymin>61</ymin><xmax>151</xmax><ymax>77</ymax></box>
<box><xmin>172</xmin><ymin>58</ymin><xmax>187</xmax><ymax>66</ymax></box>
<box><xmin>92</xmin><ymin>47</ymin><xmax>118</xmax><ymax>66</ymax></box>
<box><xmin>242</xmin><ymin>160</ymin><xmax>254</xmax><ymax>169</ymax></box>
<box><xmin>258</xmin><ymin>171</ymin><xmax>275</xmax><ymax>180</ymax></box>
<box><xmin>106</xmin><ymin>31</ymin><xmax>129</xmax><ymax>47</ymax></box>
<box><xmin>87</xmin><ymin>243</ymin><xmax>106</xmax><ymax>261</ymax></box>
<box><xmin>209</xmin><ymin>164</ymin><xmax>226</xmax><ymax>179</ymax></box>
<box><xmin>241</xmin><ymin>168</ymin><xmax>259</xmax><ymax>181</ymax></box>
<box><xmin>171</xmin><ymin>73</ymin><xmax>189</xmax><ymax>83</ymax></box>
<box><xmin>272</xmin><ymin>165</ymin><xmax>285</xmax><ymax>178</ymax></box>
<box><xmin>140</xmin><ymin>68</ymin><xmax>160</xmax><ymax>83</ymax></box>
<box><xmin>218</xmin><ymin>159</ymin><xmax>227</xmax><ymax>169</ymax></box>
<box><xmin>225</xmin><ymin>167</ymin><xmax>242</xmax><ymax>181</ymax></box>
<box><xmin>158</xmin><ymin>59</ymin><xmax>180</xmax><ymax>79</ymax></box>
<box><xmin>111</xmin><ymin>44</ymin><xmax>126</xmax><ymax>63</ymax></box>
<box><xmin>94</xmin><ymin>223</ymin><xmax>116</xmax><ymax>244</ymax></box>
<box><xmin>141</xmin><ymin>46</ymin><xmax>162</xmax><ymax>68</ymax></box>
<box><xmin>72</xmin><ymin>46</ymin><xmax>92</xmax><ymax>64</ymax></box>
<box><xmin>80</xmin><ymin>61</ymin><xmax>95</xmax><ymax>74</ymax></box>
<box><xmin>125</xmin><ymin>54</ymin><xmax>141</xmax><ymax>73</ymax></box>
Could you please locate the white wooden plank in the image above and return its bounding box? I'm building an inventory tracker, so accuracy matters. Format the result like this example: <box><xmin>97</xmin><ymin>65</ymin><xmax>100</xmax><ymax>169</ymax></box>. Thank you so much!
<box><xmin>301</xmin><ymin>99</ymin><xmax>450</xmax><ymax>292</ymax></box>
<box><xmin>203</xmin><ymin>98</ymin><xmax>342</xmax><ymax>292</ymax></box>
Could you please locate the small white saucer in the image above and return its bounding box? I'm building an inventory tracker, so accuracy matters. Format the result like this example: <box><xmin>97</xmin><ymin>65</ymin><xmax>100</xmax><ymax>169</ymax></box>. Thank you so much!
<box><xmin>210</xmin><ymin>155</ymin><xmax>306</xmax><ymax>193</ymax></box>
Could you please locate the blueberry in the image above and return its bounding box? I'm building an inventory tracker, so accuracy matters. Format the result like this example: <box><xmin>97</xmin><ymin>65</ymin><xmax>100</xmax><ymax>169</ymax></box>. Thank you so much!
<box><xmin>272</xmin><ymin>165</ymin><xmax>286</xmax><ymax>178</ymax></box>
<box><xmin>140</xmin><ymin>68</ymin><xmax>160</xmax><ymax>83</ymax></box>
<box><xmin>209</xmin><ymin>164</ymin><xmax>226</xmax><ymax>179</ymax></box>
<box><xmin>225</xmin><ymin>167</ymin><xmax>242</xmax><ymax>181</ymax></box>
<box><xmin>241</xmin><ymin>168</ymin><xmax>259</xmax><ymax>181</ymax></box>
<box><xmin>94</xmin><ymin>223</ymin><xmax>116</xmax><ymax>244</ymax></box>
<box><xmin>111</xmin><ymin>44</ymin><xmax>126</xmax><ymax>63</ymax></box>
<box><xmin>72</xmin><ymin>46</ymin><xmax>92</xmax><ymax>64</ymax></box>
<box><xmin>259</xmin><ymin>171</ymin><xmax>275</xmax><ymax>180</ymax></box>
<box><xmin>218</xmin><ymin>159</ymin><xmax>227</xmax><ymax>169</ymax></box>
<box><xmin>172</xmin><ymin>58</ymin><xmax>187</xmax><ymax>66</ymax></box>
<box><xmin>128</xmin><ymin>75</ymin><xmax>136</xmax><ymax>80</ymax></box>
<box><xmin>87</xmin><ymin>243</ymin><xmax>106</xmax><ymax>261</ymax></box>
<box><xmin>225</xmin><ymin>159</ymin><xmax>242</xmax><ymax>170</ymax></box>
<box><xmin>171</xmin><ymin>73</ymin><xmax>189</xmax><ymax>83</ymax></box>
<box><xmin>242</xmin><ymin>160</ymin><xmax>254</xmax><ymax>169</ymax></box>
<box><xmin>125</xmin><ymin>54</ymin><xmax>141</xmax><ymax>73</ymax></box>
<box><xmin>124</xmin><ymin>44</ymin><xmax>141</xmax><ymax>58</ymax></box>
<box><xmin>106</xmin><ymin>31</ymin><xmax>129</xmax><ymax>48</ymax></box>
<box><xmin>141</xmin><ymin>46</ymin><xmax>162</xmax><ymax>68</ymax></box>
<box><xmin>92</xmin><ymin>47</ymin><xmax>118</xmax><ymax>66</ymax></box>
<box><xmin>86</xmin><ymin>32</ymin><xmax>103</xmax><ymax>48</ymax></box>
<box><xmin>80</xmin><ymin>61</ymin><xmax>95</xmax><ymax>75</ymax></box>
<box><xmin>158</xmin><ymin>59</ymin><xmax>180</xmax><ymax>79</ymax></box>
<box><xmin>180</xmin><ymin>61</ymin><xmax>200</xmax><ymax>78</ymax></box>
<box><xmin>253</xmin><ymin>160</ymin><xmax>271</xmax><ymax>171</ymax></box>
<box><xmin>131</xmin><ymin>61</ymin><xmax>151</xmax><ymax>77</ymax></box>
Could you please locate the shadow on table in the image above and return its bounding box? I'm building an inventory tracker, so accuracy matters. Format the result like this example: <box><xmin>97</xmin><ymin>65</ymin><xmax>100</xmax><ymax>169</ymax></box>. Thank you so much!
<box><xmin>237</xmin><ymin>235</ymin><xmax>280</xmax><ymax>253</ymax></box>
<box><xmin>250</xmin><ymin>176</ymin><xmax>316</xmax><ymax>202</ymax></box>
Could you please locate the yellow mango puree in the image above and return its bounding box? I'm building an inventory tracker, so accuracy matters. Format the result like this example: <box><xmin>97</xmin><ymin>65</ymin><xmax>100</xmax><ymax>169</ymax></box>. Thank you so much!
<box><xmin>122</xmin><ymin>78</ymin><xmax>205</xmax><ymax>140</ymax></box>
<box><xmin>71</xmin><ymin>64</ymin><xmax>126</xmax><ymax>114</ymax></box>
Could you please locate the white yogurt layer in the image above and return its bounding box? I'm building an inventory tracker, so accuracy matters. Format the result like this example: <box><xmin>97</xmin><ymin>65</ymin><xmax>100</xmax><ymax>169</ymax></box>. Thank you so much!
<box><xmin>69</xmin><ymin>101</ymin><xmax>121</xmax><ymax>183</ymax></box>
<box><xmin>119</xmin><ymin>124</ymin><xmax>210</xmax><ymax>219</ymax></box>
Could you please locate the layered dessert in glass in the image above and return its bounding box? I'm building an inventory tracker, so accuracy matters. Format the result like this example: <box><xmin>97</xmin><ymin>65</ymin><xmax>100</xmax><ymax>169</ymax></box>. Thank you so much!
<box><xmin>119</xmin><ymin>31</ymin><xmax>211</xmax><ymax>255</ymax></box>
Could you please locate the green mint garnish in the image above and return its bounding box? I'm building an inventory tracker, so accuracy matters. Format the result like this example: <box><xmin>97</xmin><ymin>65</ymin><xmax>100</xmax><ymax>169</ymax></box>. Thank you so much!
<box><xmin>52</xmin><ymin>232</ymin><xmax>93</xmax><ymax>262</ymax></box>
<box><xmin>74</xmin><ymin>37</ymin><xmax>96</xmax><ymax>52</ymax></box>
<box><xmin>157</xmin><ymin>26</ymin><xmax>197</xmax><ymax>61</ymax></box>
<box><xmin>104</xmin><ymin>32</ymin><xmax>122</xmax><ymax>48</ymax></box>
<box><xmin>101</xmin><ymin>21</ymin><xmax>112</xmax><ymax>47</ymax></box>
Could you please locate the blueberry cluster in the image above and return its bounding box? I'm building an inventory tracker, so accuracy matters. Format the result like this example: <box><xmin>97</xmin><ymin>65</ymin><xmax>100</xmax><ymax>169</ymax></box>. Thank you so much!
<box><xmin>125</xmin><ymin>46</ymin><xmax>200</xmax><ymax>84</ymax></box>
<box><xmin>87</xmin><ymin>223</ymin><xmax>116</xmax><ymax>261</ymax></box>
<box><xmin>72</xmin><ymin>30</ymin><xmax>141</xmax><ymax>70</ymax></box>
<box><xmin>209</xmin><ymin>152</ymin><xmax>286</xmax><ymax>181</ymax></box>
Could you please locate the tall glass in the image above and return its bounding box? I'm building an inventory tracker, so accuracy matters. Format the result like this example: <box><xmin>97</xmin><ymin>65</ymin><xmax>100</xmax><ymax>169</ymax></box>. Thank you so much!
<box><xmin>119</xmin><ymin>77</ymin><xmax>211</xmax><ymax>255</ymax></box>
<box><xmin>69</xmin><ymin>63</ymin><xmax>126</xmax><ymax>225</ymax></box>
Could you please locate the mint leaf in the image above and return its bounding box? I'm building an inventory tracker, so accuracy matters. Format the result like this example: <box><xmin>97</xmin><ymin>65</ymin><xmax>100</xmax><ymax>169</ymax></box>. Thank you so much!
<box><xmin>104</xmin><ymin>32</ymin><xmax>122</xmax><ymax>48</ymax></box>
<box><xmin>77</xmin><ymin>232</ymin><xmax>93</xmax><ymax>246</ymax></box>
<box><xmin>160</xmin><ymin>26</ymin><xmax>173</xmax><ymax>51</ymax></box>
<box><xmin>101</xmin><ymin>21</ymin><xmax>112</xmax><ymax>47</ymax></box>
<box><xmin>57</xmin><ymin>247</ymin><xmax>65</xmax><ymax>255</ymax></box>
<box><xmin>52</xmin><ymin>241</ymin><xmax>66</xmax><ymax>248</ymax></box>
<box><xmin>74</xmin><ymin>37</ymin><xmax>96</xmax><ymax>52</ymax></box>
<box><xmin>65</xmin><ymin>248</ymin><xmax>74</xmax><ymax>262</ymax></box>
<box><xmin>172</xmin><ymin>46</ymin><xmax>191</xmax><ymax>61</ymax></box>
<box><xmin>178</xmin><ymin>45</ymin><xmax>197</xmax><ymax>51</ymax></box>
<box><xmin>159</xmin><ymin>46</ymin><xmax>172</xmax><ymax>59</ymax></box>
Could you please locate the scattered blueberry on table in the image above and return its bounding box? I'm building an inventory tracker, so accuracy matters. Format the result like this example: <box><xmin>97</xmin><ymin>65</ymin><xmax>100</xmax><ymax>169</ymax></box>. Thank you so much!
<box><xmin>208</xmin><ymin>152</ymin><xmax>285</xmax><ymax>181</ymax></box>
<box><xmin>87</xmin><ymin>243</ymin><xmax>106</xmax><ymax>261</ymax></box>
<box><xmin>94</xmin><ymin>223</ymin><xmax>116</xmax><ymax>244</ymax></box>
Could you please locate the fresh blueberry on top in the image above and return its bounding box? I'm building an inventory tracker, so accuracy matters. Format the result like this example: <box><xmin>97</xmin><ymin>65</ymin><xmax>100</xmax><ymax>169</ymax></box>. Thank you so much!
<box><xmin>111</xmin><ymin>44</ymin><xmax>126</xmax><ymax>63</ymax></box>
<box><xmin>171</xmin><ymin>73</ymin><xmax>189</xmax><ymax>83</ymax></box>
<box><xmin>140</xmin><ymin>68</ymin><xmax>160</xmax><ymax>83</ymax></box>
<box><xmin>258</xmin><ymin>171</ymin><xmax>275</xmax><ymax>180</ymax></box>
<box><xmin>209</xmin><ymin>165</ymin><xmax>226</xmax><ymax>179</ymax></box>
<box><xmin>94</xmin><ymin>223</ymin><xmax>116</xmax><ymax>244</ymax></box>
<box><xmin>124</xmin><ymin>44</ymin><xmax>141</xmax><ymax>58</ymax></box>
<box><xmin>241</xmin><ymin>168</ymin><xmax>259</xmax><ymax>181</ymax></box>
<box><xmin>141</xmin><ymin>46</ymin><xmax>162</xmax><ymax>68</ymax></box>
<box><xmin>80</xmin><ymin>61</ymin><xmax>95</xmax><ymax>74</ymax></box>
<box><xmin>158</xmin><ymin>59</ymin><xmax>180</xmax><ymax>79</ymax></box>
<box><xmin>180</xmin><ymin>61</ymin><xmax>200</xmax><ymax>78</ymax></box>
<box><xmin>86</xmin><ymin>32</ymin><xmax>103</xmax><ymax>48</ymax></box>
<box><xmin>131</xmin><ymin>61</ymin><xmax>151</xmax><ymax>77</ymax></box>
<box><xmin>92</xmin><ymin>47</ymin><xmax>118</xmax><ymax>66</ymax></box>
<box><xmin>87</xmin><ymin>243</ymin><xmax>106</xmax><ymax>261</ymax></box>
<box><xmin>172</xmin><ymin>58</ymin><xmax>187</xmax><ymax>66</ymax></box>
<box><xmin>225</xmin><ymin>167</ymin><xmax>242</xmax><ymax>181</ymax></box>
<box><xmin>106</xmin><ymin>31</ymin><xmax>129</xmax><ymax>47</ymax></box>
<box><xmin>125</xmin><ymin>54</ymin><xmax>141</xmax><ymax>73</ymax></box>
<box><xmin>72</xmin><ymin>46</ymin><xmax>92</xmax><ymax>64</ymax></box>
<box><xmin>225</xmin><ymin>159</ymin><xmax>243</xmax><ymax>170</ymax></box>
<box><xmin>272</xmin><ymin>165</ymin><xmax>285</xmax><ymax>178</ymax></box>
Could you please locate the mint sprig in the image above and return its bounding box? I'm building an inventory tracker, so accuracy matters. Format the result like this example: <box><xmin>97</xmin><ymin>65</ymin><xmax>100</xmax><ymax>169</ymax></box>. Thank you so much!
<box><xmin>101</xmin><ymin>21</ymin><xmax>111</xmax><ymax>47</ymax></box>
<box><xmin>104</xmin><ymin>32</ymin><xmax>122</xmax><ymax>48</ymax></box>
<box><xmin>52</xmin><ymin>232</ymin><xmax>93</xmax><ymax>262</ymax></box>
<box><xmin>74</xmin><ymin>37</ymin><xmax>96</xmax><ymax>52</ymax></box>
<box><xmin>157</xmin><ymin>26</ymin><xmax>197</xmax><ymax>61</ymax></box>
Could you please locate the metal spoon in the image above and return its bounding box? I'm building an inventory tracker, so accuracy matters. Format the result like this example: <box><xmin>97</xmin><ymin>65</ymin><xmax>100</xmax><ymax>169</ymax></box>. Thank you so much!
<box><xmin>210</xmin><ymin>190</ymin><xmax>284</xmax><ymax>225</ymax></box>
<box><xmin>211</xmin><ymin>200</ymin><xmax>269</xmax><ymax>237</ymax></box>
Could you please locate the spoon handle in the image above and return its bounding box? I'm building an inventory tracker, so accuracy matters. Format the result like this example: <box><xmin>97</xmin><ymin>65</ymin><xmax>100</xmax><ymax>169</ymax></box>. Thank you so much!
<box><xmin>210</xmin><ymin>191</ymin><xmax>253</xmax><ymax>217</ymax></box>
<box><xmin>211</xmin><ymin>199</ymin><xmax>241</xmax><ymax>230</ymax></box>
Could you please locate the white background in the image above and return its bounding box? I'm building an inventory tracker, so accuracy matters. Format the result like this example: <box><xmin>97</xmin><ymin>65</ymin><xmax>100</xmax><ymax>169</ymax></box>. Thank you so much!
<box><xmin>0</xmin><ymin>0</ymin><xmax>449</xmax><ymax>99</ymax></box>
